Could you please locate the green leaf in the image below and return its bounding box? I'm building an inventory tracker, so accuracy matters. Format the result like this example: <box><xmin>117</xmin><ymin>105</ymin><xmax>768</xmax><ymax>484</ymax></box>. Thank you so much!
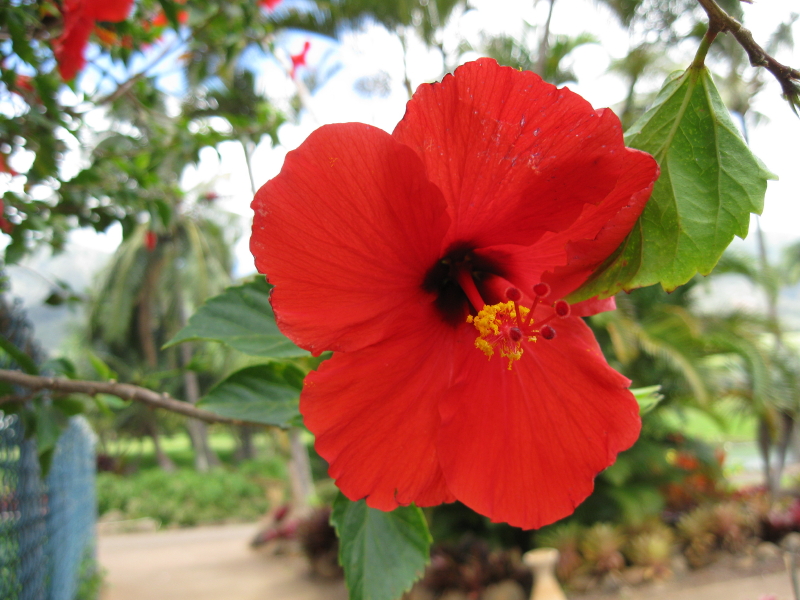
<box><xmin>571</xmin><ymin>67</ymin><xmax>775</xmax><ymax>300</ymax></box>
<box><xmin>631</xmin><ymin>385</ymin><xmax>663</xmax><ymax>414</ymax></box>
<box><xmin>0</xmin><ymin>336</ymin><xmax>39</xmax><ymax>375</ymax></box>
<box><xmin>197</xmin><ymin>363</ymin><xmax>304</xmax><ymax>427</ymax></box>
<box><xmin>35</xmin><ymin>401</ymin><xmax>68</xmax><ymax>474</ymax></box>
<box><xmin>331</xmin><ymin>494</ymin><xmax>432</xmax><ymax>600</ymax></box>
<box><xmin>87</xmin><ymin>352</ymin><xmax>116</xmax><ymax>381</ymax></box>
<box><xmin>166</xmin><ymin>278</ymin><xmax>307</xmax><ymax>358</ymax></box>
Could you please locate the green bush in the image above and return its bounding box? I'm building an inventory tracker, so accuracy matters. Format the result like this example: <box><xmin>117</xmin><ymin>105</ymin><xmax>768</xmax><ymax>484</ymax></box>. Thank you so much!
<box><xmin>97</xmin><ymin>459</ymin><xmax>282</xmax><ymax>527</ymax></box>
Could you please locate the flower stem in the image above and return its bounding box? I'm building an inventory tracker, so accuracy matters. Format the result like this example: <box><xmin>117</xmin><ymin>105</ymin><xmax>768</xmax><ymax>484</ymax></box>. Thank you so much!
<box><xmin>691</xmin><ymin>26</ymin><xmax>718</xmax><ymax>70</ymax></box>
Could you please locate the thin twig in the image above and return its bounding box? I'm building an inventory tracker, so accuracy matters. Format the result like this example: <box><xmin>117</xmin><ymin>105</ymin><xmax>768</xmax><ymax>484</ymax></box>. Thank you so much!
<box><xmin>696</xmin><ymin>0</ymin><xmax>800</xmax><ymax>106</ymax></box>
<box><xmin>0</xmin><ymin>369</ymin><xmax>263</xmax><ymax>427</ymax></box>
<box><xmin>94</xmin><ymin>37</ymin><xmax>184</xmax><ymax>106</ymax></box>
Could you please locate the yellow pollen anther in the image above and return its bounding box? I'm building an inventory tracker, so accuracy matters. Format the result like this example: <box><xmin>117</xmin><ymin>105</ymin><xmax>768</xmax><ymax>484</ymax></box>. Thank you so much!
<box><xmin>467</xmin><ymin>301</ymin><xmax>536</xmax><ymax>370</ymax></box>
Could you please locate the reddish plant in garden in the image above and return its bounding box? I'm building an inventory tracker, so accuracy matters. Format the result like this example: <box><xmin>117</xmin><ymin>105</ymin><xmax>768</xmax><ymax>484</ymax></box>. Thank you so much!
<box><xmin>290</xmin><ymin>41</ymin><xmax>311</xmax><ymax>79</ymax></box>
<box><xmin>251</xmin><ymin>59</ymin><xmax>659</xmax><ymax>529</ymax></box>
<box><xmin>53</xmin><ymin>0</ymin><xmax>135</xmax><ymax>81</ymax></box>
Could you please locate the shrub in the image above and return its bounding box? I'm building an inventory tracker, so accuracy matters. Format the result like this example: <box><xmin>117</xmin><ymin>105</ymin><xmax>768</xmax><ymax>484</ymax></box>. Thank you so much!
<box><xmin>96</xmin><ymin>460</ymin><xmax>280</xmax><ymax>527</ymax></box>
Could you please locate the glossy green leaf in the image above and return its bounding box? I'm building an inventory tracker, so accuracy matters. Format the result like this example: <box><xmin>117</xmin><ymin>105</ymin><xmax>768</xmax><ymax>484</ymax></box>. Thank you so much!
<box><xmin>165</xmin><ymin>278</ymin><xmax>307</xmax><ymax>358</ymax></box>
<box><xmin>331</xmin><ymin>494</ymin><xmax>432</xmax><ymax>600</ymax></box>
<box><xmin>572</xmin><ymin>66</ymin><xmax>775</xmax><ymax>300</ymax></box>
<box><xmin>197</xmin><ymin>363</ymin><xmax>304</xmax><ymax>427</ymax></box>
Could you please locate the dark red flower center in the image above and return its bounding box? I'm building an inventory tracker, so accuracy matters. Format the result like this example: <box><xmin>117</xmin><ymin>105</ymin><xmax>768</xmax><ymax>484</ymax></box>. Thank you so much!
<box><xmin>422</xmin><ymin>245</ymin><xmax>569</xmax><ymax>368</ymax></box>
<box><xmin>422</xmin><ymin>244</ymin><xmax>506</xmax><ymax>326</ymax></box>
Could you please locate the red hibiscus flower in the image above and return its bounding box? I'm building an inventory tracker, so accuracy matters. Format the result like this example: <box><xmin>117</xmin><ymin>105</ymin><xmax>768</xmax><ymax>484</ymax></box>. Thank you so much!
<box><xmin>289</xmin><ymin>41</ymin><xmax>310</xmax><ymax>79</ymax></box>
<box><xmin>53</xmin><ymin>0</ymin><xmax>135</xmax><ymax>81</ymax></box>
<box><xmin>251</xmin><ymin>59</ymin><xmax>659</xmax><ymax>529</ymax></box>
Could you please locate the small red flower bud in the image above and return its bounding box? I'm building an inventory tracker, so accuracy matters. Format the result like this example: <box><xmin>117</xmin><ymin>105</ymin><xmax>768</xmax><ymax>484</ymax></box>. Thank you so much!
<box><xmin>533</xmin><ymin>282</ymin><xmax>550</xmax><ymax>298</ymax></box>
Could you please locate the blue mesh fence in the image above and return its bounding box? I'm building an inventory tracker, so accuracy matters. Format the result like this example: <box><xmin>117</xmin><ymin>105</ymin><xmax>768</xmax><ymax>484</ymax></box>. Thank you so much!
<box><xmin>0</xmin><ymin>416</ymin><xmax>97</xmax><ymax>600</ymax></box>
<box><xmin>1</xmin><ymin>292</ymin><xmax>98</xmax><ymax>600</ymax></box>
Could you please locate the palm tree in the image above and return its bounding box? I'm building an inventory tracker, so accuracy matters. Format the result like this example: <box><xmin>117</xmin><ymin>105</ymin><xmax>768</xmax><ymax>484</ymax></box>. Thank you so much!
<box><xmin>89</xmin><ymin>207</ymin><xmax>237</xmax><ymax>471</ymax></box>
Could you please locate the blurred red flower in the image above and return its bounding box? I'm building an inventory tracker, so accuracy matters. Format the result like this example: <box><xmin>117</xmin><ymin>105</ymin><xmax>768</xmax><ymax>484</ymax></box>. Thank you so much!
<box><xmin>144</xmin><ymin>230</ymin><xmax>158</xmax><ymax>252</ymax></box>
<box><xmin>53</xmin><ymin>0</ymin><xmax>134</xmax><ymax>81</ymax></box>
<box><xmin>0</xmin><ymin>200</ymin><xmax>12</xmax><ymax>235</ymax></box>
<box><xmin>0</xmin><ymin>154</ymin><xmax>18</xmax><ymax>177</ymax></box>
<box><xmin>290</xmin><ymin>41</ymin><xmax>310</xmax><ymax>79</ymax></box>
<box><xmin>259</xmin><ymin>0</ymin><xmax>283</xmax><ymax>11</ymax></box>
<box><xmin>251</xmin><ymin>59</ymin><xmax>659</xmax><ymax>529</ymax></box>
<box><xmin>152</xmin><ymin>9</ymin><xmax>189</xmax><ymax>28</ymax></box>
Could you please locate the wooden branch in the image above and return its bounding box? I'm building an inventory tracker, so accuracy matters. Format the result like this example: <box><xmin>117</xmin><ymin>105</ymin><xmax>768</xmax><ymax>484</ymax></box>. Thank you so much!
<box><xmin>94</xmin><ymin>37</ymin><xmax>183</xmax><ymax>106</ymax></box>
<box><xmin>696</xmin><ymin>0</ymin><xmax>800</xmax><ymax>107</ymax></box>
<box><xmin>0</xmin><ymin>369</ymin><xmax>261</xmax><ymax>428</ymax></box>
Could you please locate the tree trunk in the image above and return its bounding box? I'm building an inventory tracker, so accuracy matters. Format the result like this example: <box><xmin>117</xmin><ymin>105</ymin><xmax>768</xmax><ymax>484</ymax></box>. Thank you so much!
<box><xmin>535</xmin><ymin>0</ymin><xmax>556</xmax><ymax>79</ymax></box>
<box><xmin>180</xmin><ymin>342</ymin><xmax>220</xmax><ymax>471</ymax></box>
<box><xmin>175</xmin><ymin>287</ymin><xmax>220</xmax><ymax>472</ymax></box>
<box><xmin>288</xmin><ymin>428</ymin><xmax>314</xmax><ymax>508</ymax></box>
<box><xmin>147</xmin><ymin>416</ymin><xmax>176</xmax><ymax>472</ymax></box>
<box><xmin>235</xmin><ymin>425</ymin><xmax>257</xmax><ymax>462</ymax></box>
<box><xmin>758</xmin><ymin>416</ymin><xmax>775</xmax><ymax>496</ymax></box>
<box><xmin>773</xmin><ymin>411</ymin><xmax>794</xmax><ymax>496</ymax></box>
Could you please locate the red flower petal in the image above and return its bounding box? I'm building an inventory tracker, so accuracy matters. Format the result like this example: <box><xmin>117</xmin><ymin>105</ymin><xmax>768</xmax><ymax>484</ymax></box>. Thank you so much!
<box><xmin>471</xmin><ymin>146</ymin><xmax>658</xmax><ymax>300</ymax></box>
<box><xmin>302</xmin><ymin>320</ymin><xmax>456</xmax><ymax>510</ymax></box>
<box><xmin>251</xmin><ymin>123</ymin><xmax>450</xmax><ymax>355</ymax></box>
<box><xmin>54</xmin><ymin>0</ymin><xmax>133</xmax><ymax>81</ymax></box>
<box><xmin>393</xmin><ymin>59</ymin><xmax>626</xmax><ymax>249</ymax></box>
<box><xmin>541</xmin><ymin>147</ymin><xmax>659</xmax><ymax>298</ymax></box>
<box><xmin>436</xmin><ymin>316</ymin><xmax>640</xmax><ymax>529</ymax></box>
<box><xmin>54</xmin><ymin>16</ymin><xmax>94</xmax><ymax>81</ymax></box>
<box><xmin>84</xmin><ymin>0</ymin><xmax>134</xmax><ymax>22</ymax></box>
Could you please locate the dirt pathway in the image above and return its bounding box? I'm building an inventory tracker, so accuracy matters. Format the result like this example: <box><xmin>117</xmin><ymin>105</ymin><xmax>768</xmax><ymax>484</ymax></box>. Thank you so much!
<box><xmin>98</xmin><ymin>522</ymin><xmax>347</xmax><ymax>600</ymax></box>
<box><xmin>98</xmin><ymin>523</ymin><xmax>794</xmax><ymax>600</ymax></box>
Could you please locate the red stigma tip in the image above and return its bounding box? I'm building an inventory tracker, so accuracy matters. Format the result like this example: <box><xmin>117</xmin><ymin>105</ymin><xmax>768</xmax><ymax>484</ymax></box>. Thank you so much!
<box><xmin>540</xmin><ymin>325</ymin><xmax>556</xmax><ymax>340</ymax></box>
<box><xmin>505</xmin><ymin>287</ymin><xmax>522</xmax><ymax>302</ymax></box>
<box><xmin>533</xmin><ymin>282</ymin><xmax>550</xmax><ymax>298</ymax></box>
<box><xmin>554</xmin><ymin>300</ymin><xmax>570</xmax><ymax>318</ymax></box>
<box><xmin>508</xmin><ymin>327</ymin><xmax>523</xmax><ymax>342</ymax></box>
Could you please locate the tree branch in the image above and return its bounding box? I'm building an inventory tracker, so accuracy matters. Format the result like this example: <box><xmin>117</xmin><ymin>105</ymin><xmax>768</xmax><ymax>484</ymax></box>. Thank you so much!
<box><xmin>0</xmin><ymin>369</ymin><xmax>262</xmax><ymax>428</ymax></box>
<box><xmin>696</xmin><ymin>0</ymin><xmax>800</xmax><ymax>109</ymax></box>
<box><xmin>94</xmin><ymin>37</ymin><xmax>184</xmax><ymax>106</ymax></box>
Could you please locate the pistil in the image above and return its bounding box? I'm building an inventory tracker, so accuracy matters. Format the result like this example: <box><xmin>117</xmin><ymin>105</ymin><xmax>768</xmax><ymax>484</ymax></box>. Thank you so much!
<box><xmin>467</xmin><ymin>284</ymin><xmax>571</xmax><ymax>369</ymax></box>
